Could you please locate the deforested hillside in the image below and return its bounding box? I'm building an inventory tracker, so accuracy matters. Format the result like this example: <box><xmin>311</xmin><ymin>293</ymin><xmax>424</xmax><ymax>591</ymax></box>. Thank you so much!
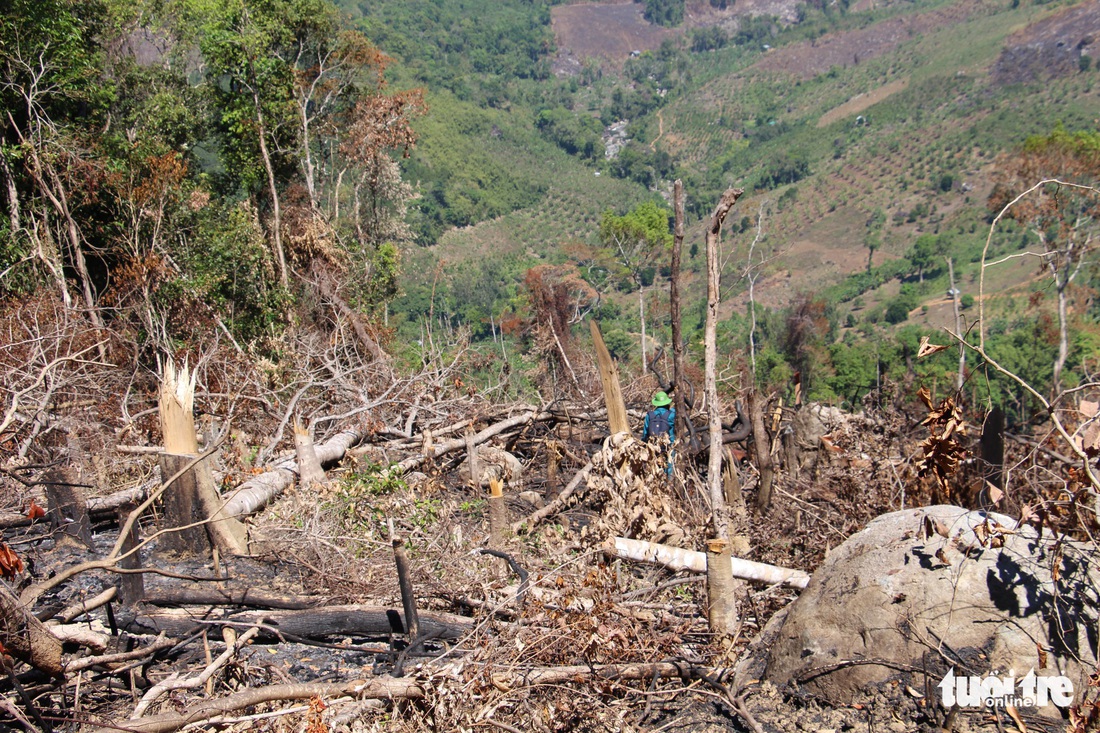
<box><xmin>3</xmin><ymin>0</ymin><xmax>1100</xmax><ymax>731</ymax></box>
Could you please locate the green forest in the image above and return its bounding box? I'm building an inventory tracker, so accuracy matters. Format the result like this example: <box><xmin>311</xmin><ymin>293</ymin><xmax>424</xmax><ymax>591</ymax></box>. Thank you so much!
<box><xmin>2</xmin><ymin>0</ymin><xmax>1099</xmax><ymax>427</ymax></box>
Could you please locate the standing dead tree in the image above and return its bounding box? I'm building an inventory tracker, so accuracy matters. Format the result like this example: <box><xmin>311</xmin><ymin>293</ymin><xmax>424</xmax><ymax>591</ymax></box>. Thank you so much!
<box><xmin>704</xmin><ymin>187</ymin><xmax>744</xmax><ymax>541</ymax></box>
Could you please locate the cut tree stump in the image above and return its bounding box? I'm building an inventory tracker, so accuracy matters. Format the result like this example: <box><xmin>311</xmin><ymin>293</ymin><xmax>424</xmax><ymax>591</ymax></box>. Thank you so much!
<box><xmin>42</xmin><ymin>466</ymin><xmax>93</xmax><ymax>548</ymax></box>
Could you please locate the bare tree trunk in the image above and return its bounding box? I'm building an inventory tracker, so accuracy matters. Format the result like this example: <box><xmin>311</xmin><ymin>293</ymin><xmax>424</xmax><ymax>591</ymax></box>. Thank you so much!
<box><xmin>293</xmin><ymin>418</ymin><xmax>326</xmax><ymax>489</ymax></box>
<box><xmin>43</xmin><ymin>466</ymin><xmax>93</xmax><ymax>548</ymax></box>
<box><xmin>159</xmin><ymin>361</ymin><xmax>248</xmax><ymax>555</ymax></box>
<box><xmin>249</xmin><ymin>84</ymin><xmax>288</xmax><ymax>289</ymax></box>
<box><xmin>116</xmin><ymin>502</ymin><xmax>145</xmax><ymax>606</ymax></box>
<box><xmin>590</xmin><ymin>320</ymin><xmax>631</xmax><ymax>435</ymax></box>
<box><xmin>706</xmin><ymin>538</ymin><xmax>739</xmax><ymax>634</ymax></box>
<box><xmin>670</xmin><ymin>180</ymin><xmax>689</xmax><ymax>445</ymax></box>
<box><xmin>749</xmin><ymin>390</ymin><xmax>774</xmax><ymax>512</ymax></box>
<box><xmin>390</xmin><ymin>522</ymin><xmax>421</xmax><ymax>653</ymax></box>
<box><xmin>705</xmin><ymin>188</ymin><xmax>744</xmax><ymax>540</ymax></box>
<box><xmin>488</xmin><ymin>477</ymin><xmax>507</xmax><ymax>547</ymax></box>
<box><xmin>606</xmin><ymin>536</ymin><xmax>809</xmax><ymax>588</ymax></box>
<box><xmin>1054</xmin><ymin>278</ymin><xmax>1069</xmax><ymax>395</ymax></box>
<box><xmin>947</xmin><ymin>258</ymin><xmax>964</xmax><ymax>391</ymax></box>
<box><xmin>639</xmin><ymin>286</ymin><xmax>646</xmax><ymax>368</ymax></box>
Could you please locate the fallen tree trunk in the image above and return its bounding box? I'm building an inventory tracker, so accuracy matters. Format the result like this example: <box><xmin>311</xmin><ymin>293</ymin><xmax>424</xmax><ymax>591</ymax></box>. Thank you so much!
<box><xmin>141</xmin><ymin>588</ymin><xmax>327</xmax><ymax>610</ymax></box>
<box><xmin>606</xmin><ymin>536</ymin><xmax>810</xmax><ymax>589</ymax></box>
<box><xmin>128</xmin><ymin>604</ymin><xmax>473</xmax><ymax>641</ymax></box>
<box><xmin>221</xmin><ymin>429</ymin><xmax>364</xmax><ymax>517</ymax></box>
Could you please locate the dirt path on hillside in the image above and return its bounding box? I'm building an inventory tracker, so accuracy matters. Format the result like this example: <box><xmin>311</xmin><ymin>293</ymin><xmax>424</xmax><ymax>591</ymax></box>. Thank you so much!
<box><xmin>817</xmin><ymin>78</ymin><xmax>909</xmax><ymax>127</ymax></box>
<box><xmin>650</xmin><ymin>110</ymin><xmax>665</xmax><ymax>149</ymax></box>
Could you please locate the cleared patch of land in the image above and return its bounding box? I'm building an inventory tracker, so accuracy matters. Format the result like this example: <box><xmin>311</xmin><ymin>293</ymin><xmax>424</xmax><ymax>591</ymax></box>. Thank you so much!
<box><xmin>817</xmin><ymin>78</ymin><xmax>909</xmax><ymax>127</ymax></box>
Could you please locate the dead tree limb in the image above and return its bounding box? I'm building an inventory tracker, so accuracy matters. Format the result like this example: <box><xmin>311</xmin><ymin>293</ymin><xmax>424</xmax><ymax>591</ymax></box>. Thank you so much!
<box><xmin>128</xmin><ymin>605</ymin><xmax>473</xmax><ymax>641</ymax></box>
<box><xmin>131</xmin><ymin>626</ymin><xmax>262</xmax><ymax>718</ymax></box>
<box><xmin>141</xmin><ymin>589</ymin><xmax>326</xmax><ymax>610</ymax></box>
<box><xmin>90</xmin><ymin>679</ymin><xmax>426</xmax><ymax>733</ymax></box>
<box><xmin>395</xmin><ymin>410</ymin><xmax>552</xmax><ymax>473</ymax></box>
<box><xmin>513</xmin><ymin>460</ymin><xmax>592</xmax><ymax>534</ymax></box>
<box><xmin>705</xmin><ymin>187</ymin><xmax>744</xmax><ymax>540</ymax></box>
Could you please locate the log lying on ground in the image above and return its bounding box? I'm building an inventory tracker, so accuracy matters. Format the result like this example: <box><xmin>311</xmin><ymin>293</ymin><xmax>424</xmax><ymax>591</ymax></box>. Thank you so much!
<box><xmin>129</xmin><ymin>604</ymin><xmax>473</xmax><ymax>641</ymax></box>
<box><xmin>606</xmin><ymin>536</ymin><xmax>810</xmax><ymax>589</ymax></box>
<box><xmin>141</xmin><ymin>588</ymin><xmax>327</xmax><ymax>610</ymax></box>
<box><xmin>221</xmin><ymin>429</ymin><xmax>364</xmax><ymax>517</ymax></box>
<box><xmin>0</xmin><ymin>484</ymin><xmax>151</xmax><ymax>530</ymax></box>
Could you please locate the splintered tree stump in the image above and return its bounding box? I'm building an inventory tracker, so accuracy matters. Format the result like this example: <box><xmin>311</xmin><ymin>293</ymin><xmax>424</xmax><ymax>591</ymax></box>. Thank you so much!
<box><xmin>42</xmin><ymin>466</ymin><xmax>94</xmax><ymax>548</ymax></box>
<box><xmin>158</xmin><ymin>359</ymin><xmax>248</xmax><ymax>555</ymax></box>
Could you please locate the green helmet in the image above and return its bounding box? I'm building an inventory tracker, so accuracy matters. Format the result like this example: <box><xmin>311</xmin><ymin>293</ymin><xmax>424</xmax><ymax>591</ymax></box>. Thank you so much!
<box><xmin>651</xmin><ymin>391</ymin><xmax>672</xmax><ymax>407</ymax></box>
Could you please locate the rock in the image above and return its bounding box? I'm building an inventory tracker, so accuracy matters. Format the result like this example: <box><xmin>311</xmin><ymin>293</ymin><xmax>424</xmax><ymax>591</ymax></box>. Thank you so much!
<box><xmin>464</xmin><ymin>446</ymin><xmax>523</xmax><ymax>487</ymax></box>
<box><xmin>518</xmin><ymin>490</ymin><xmax>544</xmax><ymax>509</ymax></box>
<box><xmin>404</xmin><ymin>471</ymin><xmax>430</xmax><ymax>488</ymax></box>
<box><xmin>765</xmin><ymin>505</ymin><xmax>1098</xmax><ymax>714</ymax></box>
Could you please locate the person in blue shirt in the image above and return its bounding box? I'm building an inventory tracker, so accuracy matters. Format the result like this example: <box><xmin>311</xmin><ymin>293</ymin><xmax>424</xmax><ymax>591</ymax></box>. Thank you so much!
<box><xmin>643</xmin><ymin>391</ymin><xmax>676</xmax><ymax>475</ymax></box>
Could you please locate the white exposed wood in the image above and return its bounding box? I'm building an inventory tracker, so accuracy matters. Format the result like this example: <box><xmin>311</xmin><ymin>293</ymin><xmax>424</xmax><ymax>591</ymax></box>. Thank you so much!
<box><xmin>606</xmin><ymin>536</ymin><xmax>809</xmax><ymax>589</ymax></box>
<box><xmin>159</xmin><ymin>359</ymin><xmax>198</xmax><ymax>455</ymax></box>
<box><xmin>221</xmin><ymin>429</ymin><xmax>363</xmax><ymax>517</ymax></box>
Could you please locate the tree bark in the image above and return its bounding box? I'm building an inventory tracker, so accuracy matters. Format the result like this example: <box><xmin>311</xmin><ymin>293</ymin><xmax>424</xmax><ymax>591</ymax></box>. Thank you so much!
<box><xmin>43</xmin><ymin>465</ymin><xmax>93</xmax><ymax>548</ymax></box>
<box><xmin>223</xmin><ymin>429</ymin><xmax>364</xmax><ymax>517</ymax></box>
<box><xmin>705</xmin><ymin>187</ymin><xmax>744</xmax><ymax>540</ymax></box>
<box><xmin>706</xmin><ymin>538</ymin><xmax>739</xmax><ymax>635</ymax></box>
<box><xmin>606</xmin><ymin>536</ymin><xmax>808</xmax><ymax>588</ymax></box>
<box><xmin>670</xmin><ymin>179</ymin><xmax>690</xmax><ymax>447</ymax></box>
<box><xmin>0</xmin><ymin>581</ymin><xmax>63</xmax><ymax>677</ymax></box>
<box><xmin>293</xmin><ymin>418</ymin><xmax>325</xmax><ymax>489</ymax></box>
<box><xmin>590</xmin><ymin>320</ymin><xmax>631</xmax><ymax>435</ymax></box>
<box><xmin>128</xmin><ymin>605</ymin><xmax>472</xmax><ymax>641</ymax></box>
<box><xmin>749</xmin><ymin>390</ymin><xmax>774</xmax><ymax>512</ymax></box>
<box><xmin>250</xmin><ymin>82</ymin><xmax>288</xmax><ymax>289</ymax></box>
<box><xmin>117</xmin><ymin>502</ymin><xmax>145</xmax><ymax>606</ymax></box>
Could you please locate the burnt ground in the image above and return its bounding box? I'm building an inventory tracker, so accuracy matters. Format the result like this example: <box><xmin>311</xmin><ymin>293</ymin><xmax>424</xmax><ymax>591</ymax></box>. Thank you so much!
<box><xmin>992</xmin><ymin>0</ymin><xmax>1100</xmax><ymax>84</ymax></box>
<box><xmin>550</xmin><ymin>0</ymin><xmax>801</xmax><ymax>75</ymax></box>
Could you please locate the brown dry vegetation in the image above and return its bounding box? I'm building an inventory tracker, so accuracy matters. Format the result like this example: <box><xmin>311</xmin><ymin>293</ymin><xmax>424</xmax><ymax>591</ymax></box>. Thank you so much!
<box><xmin>3</xmin><ymin>287</ymin><xmax>1097</xmax><ymax>731</ymax></box>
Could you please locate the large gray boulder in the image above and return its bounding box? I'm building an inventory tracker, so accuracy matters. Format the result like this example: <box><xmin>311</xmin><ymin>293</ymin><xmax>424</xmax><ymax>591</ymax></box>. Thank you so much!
<box><xmin>765</xmin><ymin>505</ymin><xmax>1098</xmax><ymax>713</ymax></box>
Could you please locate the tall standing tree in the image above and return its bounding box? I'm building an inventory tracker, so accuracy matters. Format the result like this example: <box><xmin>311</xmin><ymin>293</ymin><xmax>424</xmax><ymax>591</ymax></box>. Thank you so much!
<box><xmin>990</xmin><ymin>126</ymin><xmax>1100</xmax><ymax>395</ymax></box>
<box><xmin>0</xmin><ymin>0</ymin><xmax>111</xmax><ymax>323</ymax></box>
<box><xmin>598</xmin><ymin>200</ymin><xmax>673</xmax><ymax>365</ymax></box>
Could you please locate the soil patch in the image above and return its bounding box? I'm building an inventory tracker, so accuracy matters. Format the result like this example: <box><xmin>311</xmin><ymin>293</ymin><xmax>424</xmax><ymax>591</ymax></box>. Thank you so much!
<box><xmin>817</xmin><ymin>78</ymin><xmax>909</xmax><ymax>127</ymax></box>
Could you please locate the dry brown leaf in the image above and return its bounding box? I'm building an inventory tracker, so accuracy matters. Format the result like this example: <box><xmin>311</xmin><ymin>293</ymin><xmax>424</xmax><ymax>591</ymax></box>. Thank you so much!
<box><xmin>917</xmin><ymin>337</ymin><xmax>950</xmax><ymax>359</ymax></box>
<box><xmin>0</xmin><ymin>543</ymin><xmax>23</xmax><ymax>581</ymax></box>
